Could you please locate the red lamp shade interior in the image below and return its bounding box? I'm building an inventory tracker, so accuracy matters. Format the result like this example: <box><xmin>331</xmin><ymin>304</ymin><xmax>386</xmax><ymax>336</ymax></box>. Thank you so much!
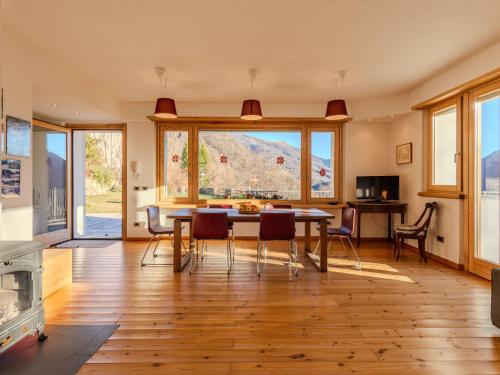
<box><xmin>325</xmin><ymin>99</ymin><xmax>348</xmax><ymax>121</ymax></box>
<box><xmin>241</xmin><ymin>99</ymin><xmax>262</xmax><ymax>120</ymax></box>
<box><xmin>155</xmin><ymin>98</ymin><xmax>177</xmax><ymax>119</ymax></box>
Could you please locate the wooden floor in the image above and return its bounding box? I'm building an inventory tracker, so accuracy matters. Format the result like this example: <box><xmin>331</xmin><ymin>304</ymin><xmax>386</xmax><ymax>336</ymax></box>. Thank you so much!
<box><xmin>44</xmin><ymin>240</ymin><xmax>500</xmax><ymax>374</ymax></box>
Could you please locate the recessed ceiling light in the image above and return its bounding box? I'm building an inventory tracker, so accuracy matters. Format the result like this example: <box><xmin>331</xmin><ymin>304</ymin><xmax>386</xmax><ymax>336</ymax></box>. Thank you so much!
<box><xmin>50</xmin><ymin>103</ymin><xmax>57</xmax><ymax>107</ymax></box>
<box><xmin>74</xmin><ymin>112</ymin><xmax>80</xmax><ymax>116</ymax></box>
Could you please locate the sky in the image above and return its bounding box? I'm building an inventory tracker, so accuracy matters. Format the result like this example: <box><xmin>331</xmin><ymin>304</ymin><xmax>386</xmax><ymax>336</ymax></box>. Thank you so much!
<box><xmin>46</xmin><ymin>133</ymin><xmax>67</xmax><ymax>159</ymax></box>
<box><xmin>246</xmin><ymin>131</ymin><xmax>332</xmax><ymax>159</ymax></box>
<box><xmin>480</xmin><ymin>96</ymin><xmax>499</xmax><ymax>158</ymax></box>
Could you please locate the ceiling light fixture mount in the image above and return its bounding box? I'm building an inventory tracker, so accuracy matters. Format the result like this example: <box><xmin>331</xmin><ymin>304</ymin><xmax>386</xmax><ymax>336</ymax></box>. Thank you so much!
<box><xmin>154</xmin><ymin>67</ymin><xmax>177</xmax><ymax>119</ymax></box>
<box><xmin>241</xmin><ymin>68</ymin><xmax>262</xmax><ymax>121</ymax></box>
<box><xmin>325</xmin><ymin>71</ymin><xmax>349</xmax><ymax>121</ymax></box>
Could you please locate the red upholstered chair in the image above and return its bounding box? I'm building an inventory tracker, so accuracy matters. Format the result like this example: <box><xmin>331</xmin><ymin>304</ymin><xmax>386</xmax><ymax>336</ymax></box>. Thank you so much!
<box><xmin>207</xmin><ymin>204</ymin><xmax>236</xmax><ymax>261</ymax></box>
<box><xmin>313</xmin><ymin>207</ymin><xmax>361</xmax><ymax>270</ymax></box>
<box><xmin>269</xmin><ymin>204</ymin><xmax>292</xmax><ymax>209</ymax></box>
<box><xmin>190</xmin><ymin>211</ymin><xmax>234</xmax><ymax>274</ymax></box>
<box><xmin>140</xmin><ymin>205</ymin><xmax>187</xmax><ymax>266</ymax></box>
<box><xmin>257</xmin><ymin>211</ymin><xmax>298</xmax><ymax>277</ymax></box>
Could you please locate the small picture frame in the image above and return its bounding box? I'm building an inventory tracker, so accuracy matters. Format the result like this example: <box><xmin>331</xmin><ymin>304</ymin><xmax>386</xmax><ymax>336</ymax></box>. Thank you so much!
<box><xmin>1</xmin><ymin>159</ymin><xmax>21</xmax><ymax>198</ymax></box>
<box><xmin>396</xmin><ymin>142</ymin><xmax>412</xmax><ymax>165</ymax></box>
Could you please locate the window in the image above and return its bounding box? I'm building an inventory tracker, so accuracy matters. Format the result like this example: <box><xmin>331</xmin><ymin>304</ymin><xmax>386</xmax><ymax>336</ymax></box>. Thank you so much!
<box><xmin>157</xmin><ymin>121</ymin><xmax>343</xmax><ymax>204</ymax></box>
<box><xmin>198</xmin><ymin>131</ymin><xmax>301</xmax><ymax>200</ymax></box>
<box><xmin>159</xmin><ymin>129</ymin><xmax>191</xmax><ymax>201</ymax></box>
<box><xmin>310</xmin><ymin>130</ymin><xmax>335</xmax><ymax>199</ymax></box>
<box><xmin>427</xmin><ymin>97</ymin><xmax>462</xmax><ymax>192</ymax></box>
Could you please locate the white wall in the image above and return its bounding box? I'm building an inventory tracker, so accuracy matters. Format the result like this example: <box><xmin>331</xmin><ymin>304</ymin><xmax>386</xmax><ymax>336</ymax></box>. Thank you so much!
<box><xmin>0</xmin><ymin>30</ymin><xmax>33</xmax><ymax>240</ymax></box>
<box><xmin>389</xmin><ymin>112</ymin><xmax>462</xmax><ymax>264</ymax></box>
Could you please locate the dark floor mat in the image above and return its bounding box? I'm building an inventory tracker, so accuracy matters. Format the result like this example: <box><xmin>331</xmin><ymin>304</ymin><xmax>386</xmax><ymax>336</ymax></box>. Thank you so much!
<box><xmin>0</xmin><ymin>324</ymin><xmax>118</xmax><ymax>375</ymax></box>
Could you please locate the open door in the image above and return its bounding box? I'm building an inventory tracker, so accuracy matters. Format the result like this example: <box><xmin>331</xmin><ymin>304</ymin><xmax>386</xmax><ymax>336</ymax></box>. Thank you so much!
<box><xmin>72</xmin><ymin>127</ymin><xmax>126</xmax><ymax>239</ymax></box>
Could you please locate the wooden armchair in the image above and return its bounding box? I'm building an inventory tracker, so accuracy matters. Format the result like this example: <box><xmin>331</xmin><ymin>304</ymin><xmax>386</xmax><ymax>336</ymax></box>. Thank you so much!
<box><xmin>393</xmin><ymin>202</ymin><xmax>438</xmax><ymax>262</ymax></box>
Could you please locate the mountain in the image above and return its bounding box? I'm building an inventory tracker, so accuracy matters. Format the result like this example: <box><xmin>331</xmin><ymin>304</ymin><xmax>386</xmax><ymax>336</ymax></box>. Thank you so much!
<box><xmin>482</xmin><ymin>149</ymin><xmax>500</xmax><ymax>191</ymax></box>
<box><xmin>198</xmin><ymin>132</ymin><xmax>332</xmax><ymax>199</ymax></box>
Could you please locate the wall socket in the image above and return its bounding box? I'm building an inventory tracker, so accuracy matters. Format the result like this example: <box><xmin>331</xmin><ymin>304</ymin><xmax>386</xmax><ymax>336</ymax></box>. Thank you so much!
<box><xmin>437</xmin><ymin>235</ymin><xmax>445</xmax><ymax>243</ymax></box>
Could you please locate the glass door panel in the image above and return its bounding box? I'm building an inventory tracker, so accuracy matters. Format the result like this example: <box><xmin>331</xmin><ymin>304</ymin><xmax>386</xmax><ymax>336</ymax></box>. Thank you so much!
<box><xmin>470</xmin><ymin>80</ymin><xmax>500</xmax><ymax>278</ymax></box>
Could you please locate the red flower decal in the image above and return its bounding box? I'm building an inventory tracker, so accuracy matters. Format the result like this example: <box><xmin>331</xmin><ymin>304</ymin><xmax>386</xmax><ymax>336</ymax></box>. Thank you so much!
<box><xmin>220</xmin><ymin>154</ymin><xmax>228</xmax><ymax>164</ymax></box>
<box><xmin>276</xmin><ymin>156</ymin><xmax>285</xmax><ymax>165</ymax></box>
<box><xmin>319</xmin><ymin>168</ymin><xmax>327</xmax><ymax>177</ymax></box>
<box><xmin>172</xmin><ymin>154</ymin><xmax>179</xmax><ymax>163</ymax></box>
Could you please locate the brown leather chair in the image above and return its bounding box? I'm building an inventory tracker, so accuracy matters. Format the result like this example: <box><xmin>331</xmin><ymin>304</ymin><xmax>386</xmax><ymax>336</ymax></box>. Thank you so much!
<box><xmin>190</xmin><ymin>211</ymin><xmax>234</xmax><ymax>275</ymax></box>
<box><xmin>393</xmin><ymin>202</ymin><xmax>438</xmax><ymax>262</ymax></box>
<box><xmin>257</xmin><ymin>211</ymin><xmax>298</xmax><ymax>277</ymax></box>
<box><xmin>207</xmin><ymin>204</ymin><xmax>235</xmax><ymax>260</ymax></box>
<box><xmin>269</xmin><ymin>204</ymin><xmax>292</xmax><ymax>209</ymax></box>
<box><xmin>313</xmin><ymin>206</ymin><xmax>361</xmax><ymax>270</ymax></box>
<box><xmin>140</xmin><ymin>205</ymin><xmax>186</xmax><ymax>266</ymax></box>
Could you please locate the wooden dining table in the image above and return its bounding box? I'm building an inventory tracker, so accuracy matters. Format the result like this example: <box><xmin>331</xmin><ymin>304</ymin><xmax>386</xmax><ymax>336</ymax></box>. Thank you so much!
<box><xmin>167</xmin><ymin>208</ymin><xmax>335</xmax><ymax>272</ymax></box>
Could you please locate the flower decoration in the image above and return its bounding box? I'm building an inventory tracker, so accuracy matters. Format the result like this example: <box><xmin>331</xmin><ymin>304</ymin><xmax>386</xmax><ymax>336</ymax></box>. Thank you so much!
<box><xmin>319</xmin><ymin>168</ymin><xmax>327</xmax><ymax>177</ymax></box>
<box><xmin>276</xmin><ymin>156</ymin><xmax>285</xmax><ymax>165</ymax></box>
<box><xmin>220</xmin><ymin>154</ymin><xmax>228</xmax><ymax>164</ymax></box>
<box><xmin>172</xmin><ymin>154</ymin><xmax>179</xmax><ymax>163</ymax></box>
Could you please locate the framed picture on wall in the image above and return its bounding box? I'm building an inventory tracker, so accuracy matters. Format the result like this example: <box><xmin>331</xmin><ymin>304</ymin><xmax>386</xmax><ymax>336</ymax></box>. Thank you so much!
<box><xmin>1</xmin><ymin>159</ymin><xmax>21</xmax><ymax>198</ymax></box>
<box><xmin>6</xmin><ymin>115</ymin><xmax>31</xmax><ymax>157</ymax></box>
<box><xmin>396</xmin><ymin>142</ymin><xmax>412</xmax><ymax>165</ymax></box>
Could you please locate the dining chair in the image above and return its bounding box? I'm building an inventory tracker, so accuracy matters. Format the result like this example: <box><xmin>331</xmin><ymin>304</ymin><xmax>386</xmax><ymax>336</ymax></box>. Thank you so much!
<box><xmin>190</xmin><ymin>211</ymin><xmax>234</xmax><ymax>275</ymax></box>
<box><xmin>393</xmin><ymin>202</ymin><xmax>438</xmax><ymax>262</ymax></box>
<box><xmin>207</xmin><ymin>204</ymin><xmax>235</xmax><ymax>261</ymax></box>
<box><xmin>313</xmin><ymin>206</ymin><xmax>361</xmax><ymax>270</ymax></box>
<box><xmin>269</xmin><ymin>204</ymin><xmax>292</xmax><ymax>209</ymax></box>
<box><xmin>140</xmin><ymin>205</ymin><xmax>186</xmax><ymax>266</ymax></box>
<box><xmin>257</xmin><ymin>211</ymin><xmax>298</xmax><ymax>277</ymax></box>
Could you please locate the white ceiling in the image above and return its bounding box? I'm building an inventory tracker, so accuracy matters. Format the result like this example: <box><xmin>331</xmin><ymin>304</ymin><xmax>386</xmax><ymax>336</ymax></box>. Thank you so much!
<box><xmin>3</xmin><ymin>0</ymin><xmax>500</xmax><ymax>107</ymax></box>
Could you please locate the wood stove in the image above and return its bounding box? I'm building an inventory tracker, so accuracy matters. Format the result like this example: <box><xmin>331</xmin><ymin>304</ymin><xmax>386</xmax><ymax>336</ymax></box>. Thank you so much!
<box><xmin>0</xmin><ymin>241</ymin><xmax>47</xmax><ymax>353</ymax></box>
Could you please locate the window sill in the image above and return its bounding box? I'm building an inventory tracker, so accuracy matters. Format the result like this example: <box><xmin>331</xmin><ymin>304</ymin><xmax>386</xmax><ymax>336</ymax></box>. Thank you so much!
<box><xmin>418</xmin><ymin>191</ymin><xmax>466</xmax><ymax>199</ymax></box>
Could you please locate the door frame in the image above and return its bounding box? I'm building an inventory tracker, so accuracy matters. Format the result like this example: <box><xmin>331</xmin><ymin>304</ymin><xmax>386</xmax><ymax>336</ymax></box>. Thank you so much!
<box><xmin>466</xmin><ymin>79</ymin><xmax>500</xmax><ymax>280</ymax></box>
<box><xmin>32</xmin><ymin>119</ymin><xmax>72</xmax><ymax>245</ymax></box>
<box><xmin>69</xmin><ymin>123</ymin><xmax>127</xmax><ymax>240</ymax></box>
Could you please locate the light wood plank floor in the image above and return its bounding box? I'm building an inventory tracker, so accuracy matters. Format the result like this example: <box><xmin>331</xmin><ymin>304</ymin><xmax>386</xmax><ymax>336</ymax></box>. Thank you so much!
<box><xmin>44</xmin><ymin>240</ymin><xmax>500</xmax><ymax>374</ymax></box>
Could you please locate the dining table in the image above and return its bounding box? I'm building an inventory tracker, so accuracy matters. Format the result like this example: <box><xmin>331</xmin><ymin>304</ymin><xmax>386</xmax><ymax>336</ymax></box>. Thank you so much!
<box><xmin>166</xmin><ymin>208</ymin><xmax>335</xmax><ymax>272</ymax></box>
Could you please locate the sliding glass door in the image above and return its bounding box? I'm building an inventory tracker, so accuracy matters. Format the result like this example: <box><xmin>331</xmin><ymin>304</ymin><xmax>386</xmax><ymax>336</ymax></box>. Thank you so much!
<box><xmin>469</xmin><ymin>80</ymin><xmax>500</xmax><ymax>279</ymax></box>
<box><xmin>32</xmin><ymin>121</ymin><xmax>70</xmax><ymax>244</ymax></box>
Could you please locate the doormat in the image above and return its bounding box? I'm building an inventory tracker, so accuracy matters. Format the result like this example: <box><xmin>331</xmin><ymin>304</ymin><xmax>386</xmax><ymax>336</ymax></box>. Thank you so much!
<box><xmin>0</xmin><ymin>324</ymin><xmax>118</xmax><ymax>375</ymax></box>
<box><xmin>55</xmin><ymin>240</ymin><xmax>119</xmax><ymax>248</ymax></box>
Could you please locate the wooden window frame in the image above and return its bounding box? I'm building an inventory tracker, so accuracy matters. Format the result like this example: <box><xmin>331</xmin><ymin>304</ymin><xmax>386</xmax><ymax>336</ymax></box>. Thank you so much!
<box><xmin>156</xmin><ymin>118</ymin><xmax>344</xmax><ymax>206</ymax></box>
<box><xmin>425</xmin><ymin>95</ymin><xmax>463</xmax><ymax>194</ymax></box>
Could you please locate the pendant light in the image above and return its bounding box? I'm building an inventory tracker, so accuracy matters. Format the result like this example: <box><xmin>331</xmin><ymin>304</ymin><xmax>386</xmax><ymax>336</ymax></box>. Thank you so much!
<box><xmin>154</xmin><ymin>67</ymin><xmax>177</xmax><ymax>119</ymax></box>
<box><xmin>325</xmin><ymin>71</ymin><xmax>349</xmax><ymax>121</ymax></box>
<box><xmin>241</xmin><ymin>69</ymin><xmax>262</xmax><ymax>120</ymax></box>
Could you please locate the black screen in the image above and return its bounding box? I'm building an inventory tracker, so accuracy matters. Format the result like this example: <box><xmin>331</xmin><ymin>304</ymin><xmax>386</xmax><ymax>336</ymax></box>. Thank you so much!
<box><xmin>356</xmin><ymin>176</ymin><xmax>399</xmax><ymax>200</ymax></box>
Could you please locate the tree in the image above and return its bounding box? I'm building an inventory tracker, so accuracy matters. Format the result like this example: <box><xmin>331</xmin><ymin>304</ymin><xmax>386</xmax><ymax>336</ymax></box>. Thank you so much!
<box><xmin>180</xmin><ymin>143</ymin><xmax>189</xmax><ymax>170</ymax></box>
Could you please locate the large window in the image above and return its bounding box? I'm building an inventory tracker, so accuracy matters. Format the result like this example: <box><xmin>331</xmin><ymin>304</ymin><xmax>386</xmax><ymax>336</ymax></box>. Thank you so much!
<box><xmin>427</xmin><ymin>97</ymin><xmax>462</xmax><ymax>192</ymax></box>
<box><xmin>198</xmin><ymin>131</ymin><xmax>301</xmax><ymax>200</ymax></box>
<box><xmin>157</xmin><ymin>121</ymin><xmax>342</xmax><ymax>204</ymax></box>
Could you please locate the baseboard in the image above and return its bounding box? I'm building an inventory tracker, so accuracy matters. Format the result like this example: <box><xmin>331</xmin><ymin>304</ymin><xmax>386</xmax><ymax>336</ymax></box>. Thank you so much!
<box><xmin>404</xmin><ymin>244</ymin><xmax>463</xmax><ymax>270</ymax></box>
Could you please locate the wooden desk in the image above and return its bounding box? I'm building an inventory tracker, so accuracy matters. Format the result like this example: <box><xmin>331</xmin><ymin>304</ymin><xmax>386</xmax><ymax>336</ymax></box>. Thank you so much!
<box><xmin>167</xmin><ymin>208</ymin><xmax>335</xmax><ymax>273</ymax></box>
<box><xmin>347</xmin><ymin>201</ymin><xmax>407</xmax><ymax>247</ymax></box>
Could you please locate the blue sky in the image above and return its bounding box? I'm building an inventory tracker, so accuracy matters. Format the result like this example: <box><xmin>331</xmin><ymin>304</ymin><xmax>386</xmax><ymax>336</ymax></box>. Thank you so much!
<box><xmin>246</xmin><ymin>131</ymin><xmax>332</xmax><ymax>159</ymax></box>
<box><xmin>46</xmin><ymin>133</ymin><xmax>67</xmax><ymax>159</ymax></box>
<box><xmin>481</xmin><ymin>97</ymin><xmax>499</xmax><ymax>157</ymax></box>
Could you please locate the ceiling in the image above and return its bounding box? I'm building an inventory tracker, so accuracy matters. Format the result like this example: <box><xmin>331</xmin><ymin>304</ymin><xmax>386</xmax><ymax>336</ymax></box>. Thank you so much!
<box><xmin>3</xmin><ymin>0</ymin><xmax>500</xmax><ymax>107</ymax></box>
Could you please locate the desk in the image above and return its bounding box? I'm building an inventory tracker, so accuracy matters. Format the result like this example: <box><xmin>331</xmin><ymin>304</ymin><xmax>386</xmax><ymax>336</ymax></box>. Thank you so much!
<box><xmin>347</xmin><ymin>201</ymin><xmax>407</xmax><ymax>247</ymax></box>
<box><xmin>167</xmin><ymin>208</ymin><xmax>335</xmax><ymax>272</ymax></box>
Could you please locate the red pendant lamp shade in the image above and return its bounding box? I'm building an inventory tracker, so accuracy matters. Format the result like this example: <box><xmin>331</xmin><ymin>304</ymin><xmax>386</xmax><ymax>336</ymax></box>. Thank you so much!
<box><xmin>240</xmin><ymin>99</ymin><xmax>262</xmax><ymax>120</ymax></box>
<box><xmin>325</xmin><ymin>99</ymin><xmax>348</xmax><ymax>121</ymax></box>
<box><xmin>155</xmin><ymin>98</ymin><xmax>177</xmax><ymax>119</ymax></box>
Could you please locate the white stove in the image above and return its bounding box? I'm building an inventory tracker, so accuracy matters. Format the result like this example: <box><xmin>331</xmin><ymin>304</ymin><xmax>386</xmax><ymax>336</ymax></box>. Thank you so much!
<box><xmin>0</xmin><ymin>241</ymin><xmax>47</xmax><ymax>353</ymax></box>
